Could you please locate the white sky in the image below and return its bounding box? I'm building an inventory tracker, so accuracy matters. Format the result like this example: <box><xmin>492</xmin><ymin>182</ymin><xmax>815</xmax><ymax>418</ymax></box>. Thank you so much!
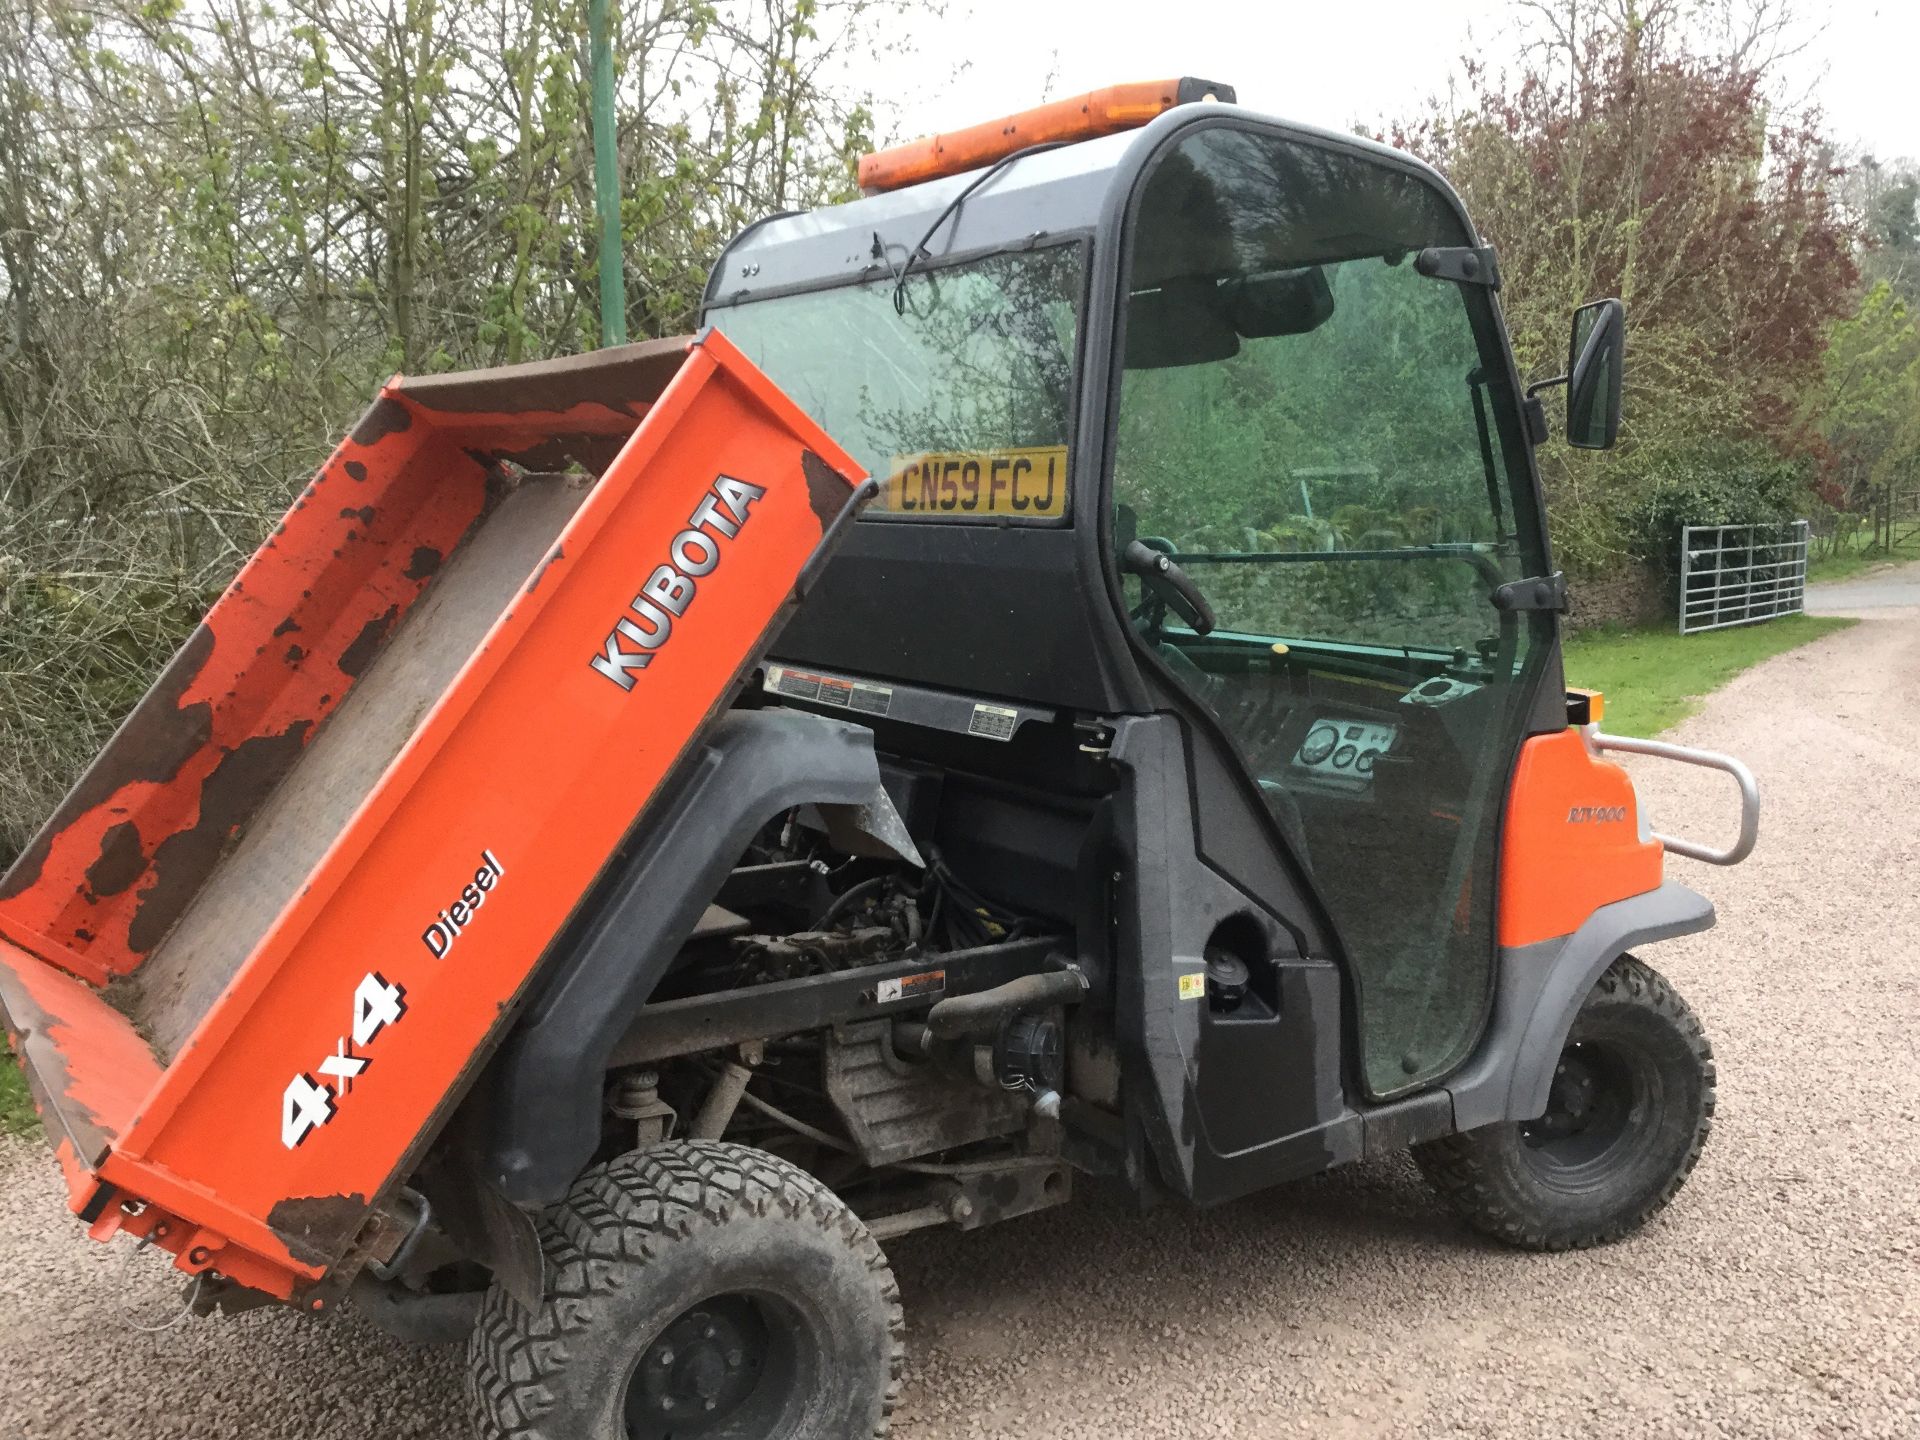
<box><xmin>876</xmin><ymin>0</ymin><xmax>1918</xmax><ymax>165</ymax></box>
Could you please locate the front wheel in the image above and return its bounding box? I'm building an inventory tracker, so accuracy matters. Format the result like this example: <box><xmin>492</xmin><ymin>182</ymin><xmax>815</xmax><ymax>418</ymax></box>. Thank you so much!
<box><xmin>468</xmin><ymin>1141</ymin><xmax>904</xmax><ymax>1439</ymax></box>
<box><xmin>1414</xmin><ymin>954</ymin><xmax>1715</xmax><ymax>1251</ymax></box>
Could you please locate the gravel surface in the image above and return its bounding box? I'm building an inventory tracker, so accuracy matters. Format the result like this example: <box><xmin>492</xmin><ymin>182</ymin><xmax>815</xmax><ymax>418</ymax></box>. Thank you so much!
<box><xmin>5</xmin><ymin>597</ymin><xmax>1917</xmax><ymax>1439</ymax></box>
<box><xmin>1806</xmin><ymin>557</ymin><xmax>1920</xmax><ymax>614</ymax></box>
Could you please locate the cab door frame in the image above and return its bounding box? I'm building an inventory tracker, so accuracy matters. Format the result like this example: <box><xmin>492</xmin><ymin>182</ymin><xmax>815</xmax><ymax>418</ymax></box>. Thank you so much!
<box><xmin>1074</xmin><ymin>107</ymin><xmax>1571</xmax><ymax>1156</ymax></box>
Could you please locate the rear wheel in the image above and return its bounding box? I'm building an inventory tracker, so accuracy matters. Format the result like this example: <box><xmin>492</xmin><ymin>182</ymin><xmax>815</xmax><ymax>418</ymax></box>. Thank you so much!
<box><xmin>1414</xmin><ymin>954</ymin><xmax>1714</xmax><ymax>1250</ymax></box>
<box><xmin>468</xmin><ymin>1141</ymin><xmax>904</xmax><ymax>1439</ymax></box>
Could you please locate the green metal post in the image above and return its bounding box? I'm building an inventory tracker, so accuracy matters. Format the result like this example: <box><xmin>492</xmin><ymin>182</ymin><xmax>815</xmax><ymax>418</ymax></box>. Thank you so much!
<box><xmin>590</xmin><ymin>0</ymin><xmax>626</xmax><ymax>346</ymax></box>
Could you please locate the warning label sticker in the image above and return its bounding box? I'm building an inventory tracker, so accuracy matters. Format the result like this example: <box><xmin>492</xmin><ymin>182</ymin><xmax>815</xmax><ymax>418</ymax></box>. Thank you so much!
<box><xmin>1178</xmin><ymin>972</ymin><xmax>1208</xmax><ymax>1002</ymax></box>
<box><xmin>849</xmin><ymin>682</ymin><xmax>893</xmax><ymax>716</ymax></box>
<box><xmin>967</xmin><ymin>703</ymin><xmax>1019</xmax><ymax>742</ymax></box>
<box><xmin>766</xmin><ymin>665</ymin><xmax>892</xmax><ymax>717</ymax></box>
<box><xmin>875</xmin><ymin>970</ymin><xmax>947</xmax><ymax>1005</ymax></box>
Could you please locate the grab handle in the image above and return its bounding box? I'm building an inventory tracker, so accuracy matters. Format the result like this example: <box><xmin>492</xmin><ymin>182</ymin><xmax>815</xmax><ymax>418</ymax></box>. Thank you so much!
<box><xmin>1589</xmin><ymin>728</ymin><xmax>1760</xmax><ymax>866</ymax></box>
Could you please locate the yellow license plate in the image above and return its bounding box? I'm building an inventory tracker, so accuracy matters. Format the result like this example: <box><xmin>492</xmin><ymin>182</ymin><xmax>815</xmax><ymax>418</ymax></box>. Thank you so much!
<box><xmin>876</xmin><ymin>446</ymin><xmax>1069</xmax><ymax>520</ymax></box>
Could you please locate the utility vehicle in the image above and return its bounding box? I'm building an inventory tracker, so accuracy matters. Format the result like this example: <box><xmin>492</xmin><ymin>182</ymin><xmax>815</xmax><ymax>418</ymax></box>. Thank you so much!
<box><xmin>0</xmin><ymin>79</ymin><xmax>1758</xmax><ymax>1439</ymax></box>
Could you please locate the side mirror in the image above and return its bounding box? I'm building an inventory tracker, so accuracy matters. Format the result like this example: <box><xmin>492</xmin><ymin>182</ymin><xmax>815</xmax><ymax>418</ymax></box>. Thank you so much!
<box><xmin>1565</xmin><ymin>298</ymin><xmax>1624</xmax><ymax>450</ymax></box>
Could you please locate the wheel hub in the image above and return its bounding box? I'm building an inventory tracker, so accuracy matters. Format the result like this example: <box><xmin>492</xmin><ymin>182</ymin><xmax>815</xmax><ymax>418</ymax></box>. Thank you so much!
<box><xmin>629</xmin><ymin>1296</ymin><xmax>771</xmax><ymax>1433</ymax></box>
<box><xmin>1519</xmin><ymin>1039</ymin><xmax>1639</xmax><ymax>1173</ymax></box>
<box><xmin>1531</xmin><ymin>1050</ymin><xmax>1601</xmax><ymax>1136</ymax></box>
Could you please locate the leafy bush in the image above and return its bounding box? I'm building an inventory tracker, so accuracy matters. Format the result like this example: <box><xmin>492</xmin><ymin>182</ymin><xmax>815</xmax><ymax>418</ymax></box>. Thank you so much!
<box><xmin>0</xmin><ymin>0</ymin><xmax>892</xmax><ymax>869</ymax></box>
<box><xmin>1616</xmin><ymin>439</ymin><xmax>1814</xmax><ymax>587</ymax></box>
<box><xmin>0</xmin><ymin>503</ymin><xmax>228</xmax><ymax>869</ymax></box>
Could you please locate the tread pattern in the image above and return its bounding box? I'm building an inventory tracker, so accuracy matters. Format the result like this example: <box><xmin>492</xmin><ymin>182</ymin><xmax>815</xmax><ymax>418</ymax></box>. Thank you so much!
<box><xmin>468</xmin><ymin>1141</ymin><xmax>905</xmax><ymax>1440</ymax></box>
<box><xmin>1415</xmin><ymin>954</ymin><xmax>1716</xmax><ymax>1251</ymax></box>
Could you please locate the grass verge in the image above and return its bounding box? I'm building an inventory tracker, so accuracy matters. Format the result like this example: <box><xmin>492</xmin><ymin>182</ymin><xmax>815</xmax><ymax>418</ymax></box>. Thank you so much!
<box><xmin>1563</xmin><ymin>613</ymin><xmax>1856</xmax><ymax>736</ymax></box>
<box><xmin>1806</xmin><ymin>530</ymin><xmax>1920</xmax><ymax>585</ymax></box>
<box><xmin>1</xmin><ymin>1052</ymin><xmax>37</xmax><ymax>1137</ymax></box>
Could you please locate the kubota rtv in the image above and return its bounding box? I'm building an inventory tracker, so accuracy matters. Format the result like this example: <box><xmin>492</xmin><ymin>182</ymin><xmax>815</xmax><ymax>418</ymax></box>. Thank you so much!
<box><xmin>0</xmin><ymin>78</ymin><xmax>1759</xmax><ymax>1439</ymax></box>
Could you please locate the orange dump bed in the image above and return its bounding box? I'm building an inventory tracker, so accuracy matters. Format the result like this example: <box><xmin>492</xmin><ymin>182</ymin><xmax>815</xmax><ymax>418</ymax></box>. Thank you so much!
<box><xmin>0</xmin><ymin>331</ymin><xmax>863</xmax><ymax>1304</ymax></box>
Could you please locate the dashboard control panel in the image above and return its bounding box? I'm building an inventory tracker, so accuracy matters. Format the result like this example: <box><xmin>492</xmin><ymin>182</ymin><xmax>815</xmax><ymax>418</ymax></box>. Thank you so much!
<box><xmin>1400</xmin><ymin>675</ymin><xmax>1480</xmax><ymax>707</ymax></box>
<box><xmin>1293</xmin><ymin>717</ymin><xmax>1398</xmax><ymax>791</ymax></box>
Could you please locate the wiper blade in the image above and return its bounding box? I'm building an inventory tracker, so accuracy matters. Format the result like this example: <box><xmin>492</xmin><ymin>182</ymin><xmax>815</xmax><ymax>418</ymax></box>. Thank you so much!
<box><xmin>892</xmin><ymin>141</ymin><xmax>1070</xmax><ymax>315</ymax></box>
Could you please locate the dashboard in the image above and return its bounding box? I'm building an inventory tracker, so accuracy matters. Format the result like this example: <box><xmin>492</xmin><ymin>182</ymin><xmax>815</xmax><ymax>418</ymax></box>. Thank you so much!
<box><xmin>1283</xmin><ymin>674</ymin><xmax>1487</xmax><ymax>796</ymax></box>
<box><xmin>1292</xmin><ymin>717</ymin><xmax>1398</xmax><ymax>792</ymax></box>
<box><xmin>1165</xmin><ymin>629</ymin><xmax>1495</xmax><ymax>807</ymax></box>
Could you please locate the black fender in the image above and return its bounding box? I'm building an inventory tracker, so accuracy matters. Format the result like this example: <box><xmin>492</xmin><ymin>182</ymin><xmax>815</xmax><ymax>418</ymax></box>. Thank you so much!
<box><xmin>1446</xmin><ymin>880</ymin><xmax>1717</xmax><ymax>1132</ymax></box>
<box><xmin>466</xmin><ymin>707</ymin><xmax>893</xmax><ymax>1206</ymax></box>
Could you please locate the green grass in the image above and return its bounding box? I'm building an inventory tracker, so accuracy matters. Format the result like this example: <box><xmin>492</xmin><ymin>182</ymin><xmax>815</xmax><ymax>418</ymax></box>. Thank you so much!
<box><xmin>1563</xmin><ymin>613</ymin><xmax>1856</xmax><ymax>736</ymax></box>
<box><xmin>1806</xmin><ymin>529</ymin><xmax>1920</xmax><ymax>585</ymax></box>
<box><xmin>1</xmin><ymin>1051</ymin><xmax>37</xmax><ymax>1138</ymax></box>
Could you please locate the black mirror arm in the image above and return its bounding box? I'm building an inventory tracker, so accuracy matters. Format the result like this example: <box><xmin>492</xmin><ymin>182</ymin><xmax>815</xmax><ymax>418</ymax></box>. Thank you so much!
<box><xmin>1525</xmin><ymin>373</ymin><xmax>1568</xmax><ymax>400</ymax></box>
<box><xmin>1122</xmin><ymin>540</ymin><xmax>1218</xmax><ymax>636</ymax></box>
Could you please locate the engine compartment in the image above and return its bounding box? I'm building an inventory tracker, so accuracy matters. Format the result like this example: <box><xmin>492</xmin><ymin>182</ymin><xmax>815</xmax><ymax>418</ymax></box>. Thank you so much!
<box><xmin>565</xmin><ymin>747</ymin><xmax>1103</xmax><ymax>1255</ymax></box>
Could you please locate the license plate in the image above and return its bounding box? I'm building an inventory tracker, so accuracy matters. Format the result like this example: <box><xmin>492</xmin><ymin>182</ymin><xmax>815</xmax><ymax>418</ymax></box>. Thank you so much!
<box><xmin>875</xmin><ymin>446</ymin><xmax>1069</xmax><ymax>520</ymax></box>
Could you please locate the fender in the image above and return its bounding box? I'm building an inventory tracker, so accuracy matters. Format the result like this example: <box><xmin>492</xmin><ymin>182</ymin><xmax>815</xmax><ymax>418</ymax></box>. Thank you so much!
<box><xmin>463</xmin><ymin>706</ymin><xmax>900</xmax><ymax>1206</ymax></box>
<box><xmin>1446</xmin><ymin>880</ymin><xmax>1717</xmax><ymax>1132</ymax></box>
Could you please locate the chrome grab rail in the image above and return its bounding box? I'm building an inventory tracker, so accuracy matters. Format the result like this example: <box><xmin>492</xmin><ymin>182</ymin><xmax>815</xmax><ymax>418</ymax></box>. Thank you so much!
<box><xmin>1588</xmin><ymin>727</ymin><xmax>1760</xmax><ymax>866</ymax></box>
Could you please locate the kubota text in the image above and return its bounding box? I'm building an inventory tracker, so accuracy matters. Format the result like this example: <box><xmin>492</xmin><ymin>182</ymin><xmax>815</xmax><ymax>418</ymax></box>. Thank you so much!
<box><xmin>590</xmin><ymin>475</ymin><xmax>767</xmax><ymax>691</ymax></box>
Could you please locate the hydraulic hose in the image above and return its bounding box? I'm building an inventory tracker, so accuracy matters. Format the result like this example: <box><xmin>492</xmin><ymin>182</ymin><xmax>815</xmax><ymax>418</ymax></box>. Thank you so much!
<box><xmin>924</xmin><ymin>968</ymin><xmax>1087</xmax><ymax>1040</ymax></box>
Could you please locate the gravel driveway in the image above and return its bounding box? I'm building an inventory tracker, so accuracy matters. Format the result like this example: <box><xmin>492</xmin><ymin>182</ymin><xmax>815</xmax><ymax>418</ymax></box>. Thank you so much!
<box><xmin>5</xmin><ymin>590</ymin><xmax>1918</xmax><ymax>1439</ymax></box>
<box><xmin>1807</xmin><ymin>557</ymin><xmax>1920</xmax><ymax>614</ymax></box>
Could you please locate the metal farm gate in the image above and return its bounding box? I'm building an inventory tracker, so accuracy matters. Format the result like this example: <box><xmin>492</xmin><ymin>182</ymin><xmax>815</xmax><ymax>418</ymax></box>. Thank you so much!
<box><xmin>1891</xmin><ymin>478</ymin><xmax>1920</xmax><ymax>551</ymax></box>
<box><xmin>1678</xmin><ymin>520</ymin><xmax>1810</xmax><ymax>635</ymax></box>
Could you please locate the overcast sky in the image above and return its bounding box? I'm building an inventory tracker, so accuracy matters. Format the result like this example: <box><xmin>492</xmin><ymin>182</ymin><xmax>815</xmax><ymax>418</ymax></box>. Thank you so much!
<box><xmin>876</xmin><ymin>1</ymin><xmax>1917</xmax><ymax>164</ymax></box>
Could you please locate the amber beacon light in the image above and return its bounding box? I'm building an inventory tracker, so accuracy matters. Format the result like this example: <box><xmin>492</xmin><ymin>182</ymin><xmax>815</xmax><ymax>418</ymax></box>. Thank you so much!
<box><xmin>858</xmin><ymin>77</ymin><xmax>1237</xmax><ymax>194</ymax></box>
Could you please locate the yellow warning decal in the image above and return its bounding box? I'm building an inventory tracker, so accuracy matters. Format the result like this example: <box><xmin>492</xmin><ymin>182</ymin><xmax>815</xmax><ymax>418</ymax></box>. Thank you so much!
<box><xmin>875</xmin><ymin>446</ymin><xmax>1069</xmax><ymax>520</ymax></box>
<box><xmin>1178</xmin><ymin>972</ymin><xmax>1207</xmax><ymax>1002</ymax></box>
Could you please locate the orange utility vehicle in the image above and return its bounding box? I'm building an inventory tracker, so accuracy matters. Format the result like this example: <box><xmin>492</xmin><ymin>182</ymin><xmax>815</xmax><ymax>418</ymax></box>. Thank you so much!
<box><xmin>3</xmin><ymin>81</ymin><xmax>1758</xmax><ymax>1440</ymax></box>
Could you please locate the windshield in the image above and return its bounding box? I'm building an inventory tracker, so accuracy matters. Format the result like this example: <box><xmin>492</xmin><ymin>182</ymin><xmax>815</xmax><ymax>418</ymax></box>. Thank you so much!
<box><xmin>711</xmin><ymin>246</ymin><xmax>1082</xmax><ymax>521</ymax></box>
<box><xmin>1114</xmin><ymin>129</ymin><xmax>1539</xmax><ymax>658</ymax></box>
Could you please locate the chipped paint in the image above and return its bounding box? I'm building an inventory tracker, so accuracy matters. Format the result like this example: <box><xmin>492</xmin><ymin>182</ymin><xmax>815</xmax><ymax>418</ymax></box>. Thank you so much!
<box><xmin>0</xmin><ymin>940</ymin><xmax>160</xmax><ymax>1165</ymax></box>
<box><xmin>0</xmin><ymin>627</ymin><xmax>216</xmax><ymax>903</ymax></box>
<box><xmin>125</xmin><ymin>724</ymin><xmax>313</xmax><ymax>955</ymax></box>
<box><xmin>399</xmin><ymin>335</ymin><xmax>686</xmax><ymax>418</ymax></box>
<box><xmin>84</xmin><ymin>824</ymin><xmax>146</xmax><ymax>900</ymax></box>
<box><xmin>524</xmin><ymin>544</ymin><xmax>564</xmax><ymax>595</ymax></box>
<box><xmin>403</xmin><ymin>546</ymin><xmax>442</xmax><ymax>581</ymax></box>
<box><xmin>0</xmin><ymin>329</ymin><xmax>866</xmax><ymax>1302</ymax></box>
<box><xmin>266</xmin><ymin>1192</ymin><xmax>373</xmax><ymax>1267</ymax></box>
<box><xmin>337</xmin><ymin>606</ymin><xmax>400</xmax><ymax>679</ymax></box>
<box><xmin>348</xmin><ymin>395</ymin><xmax>412</xmax><ymax>446</ymax></box>
<box><xmin>802</xmin><ymin>448</ymin><xmax>851</xmax><ymax>526</ymax></box>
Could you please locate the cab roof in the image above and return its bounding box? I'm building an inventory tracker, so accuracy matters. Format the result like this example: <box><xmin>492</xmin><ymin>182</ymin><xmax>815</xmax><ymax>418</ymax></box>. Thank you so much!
<box><xmin>702</xmin><ymin>105</ymin><xmax>1458</xmax><ymax>316</ymax></box>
